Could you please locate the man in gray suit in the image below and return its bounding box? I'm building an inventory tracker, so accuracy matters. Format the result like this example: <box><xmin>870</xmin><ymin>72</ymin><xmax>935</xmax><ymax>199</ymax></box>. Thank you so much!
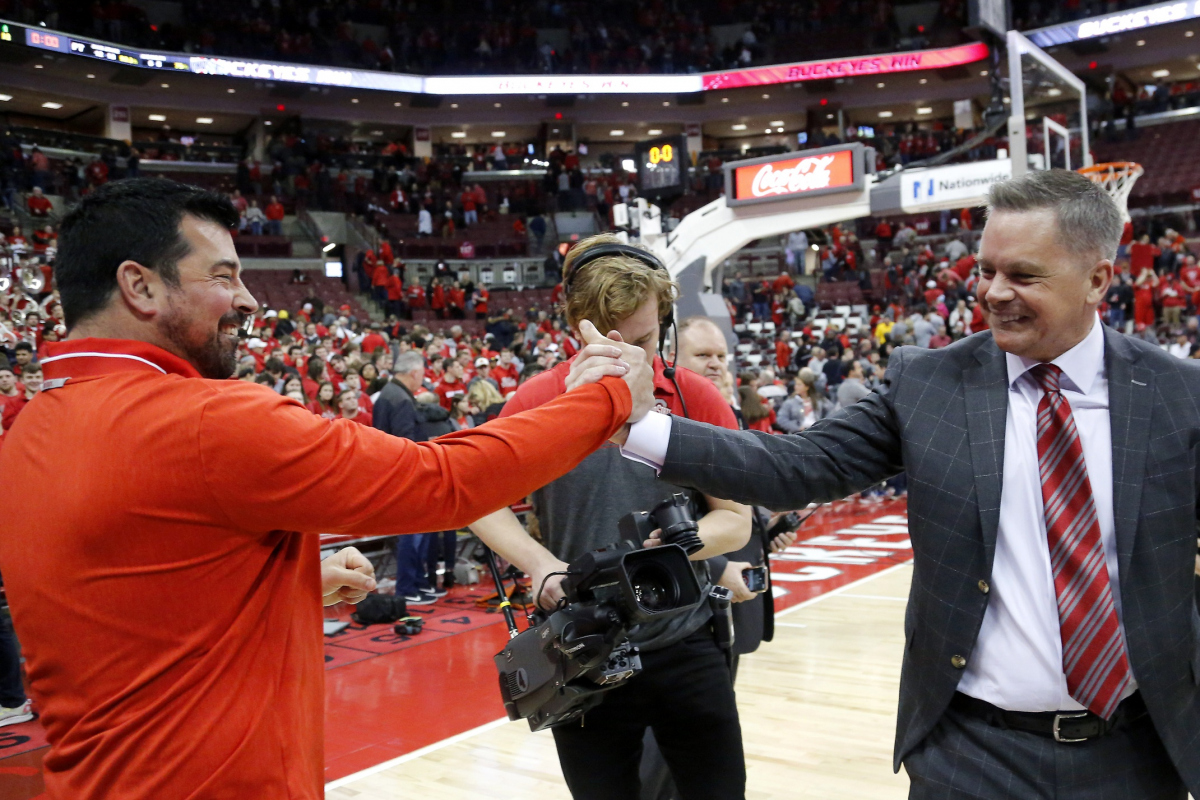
<box><xmin>610</xmin><ymin>170</ymin><xmax>1198</xmax><ymax>798</ymax></box>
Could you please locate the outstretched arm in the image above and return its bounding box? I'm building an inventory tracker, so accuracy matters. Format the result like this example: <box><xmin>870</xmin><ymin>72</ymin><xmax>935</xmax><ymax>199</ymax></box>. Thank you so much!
<box><xmin>659</xmin><ymin>353</ymin><xmax>907</xmax><ymax>511</ymax></box>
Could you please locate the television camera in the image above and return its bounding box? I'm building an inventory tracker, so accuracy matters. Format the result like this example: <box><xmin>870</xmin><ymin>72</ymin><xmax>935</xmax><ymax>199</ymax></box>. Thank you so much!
<box><xmin>491</xmin><ymin>495</ymin><xmax>707</xmax><ymax>731</ymax></box>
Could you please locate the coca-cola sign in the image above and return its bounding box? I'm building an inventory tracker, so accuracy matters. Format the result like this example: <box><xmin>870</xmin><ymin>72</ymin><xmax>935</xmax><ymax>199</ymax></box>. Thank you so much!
<box><xmin>725</xmin><ymin>144</ymin><xmax>866</xmax><ymax>207</ymax></box>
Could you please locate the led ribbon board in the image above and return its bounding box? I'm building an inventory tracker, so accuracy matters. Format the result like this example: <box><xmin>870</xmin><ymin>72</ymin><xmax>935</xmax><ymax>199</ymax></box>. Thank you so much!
<box><xmin>4</xmin><ymin>19</ymin><xmax>989</xmax><ymax>96</ymax></box>
<box><xmin>703</xmin><ymin>42</ymin><xmax>990</xmax><ymax>90</ymax></box>
<box><xmin>1027</xmin><ymin>0</ymin><xmax>1200</xmax><ymax>47</ymax></box>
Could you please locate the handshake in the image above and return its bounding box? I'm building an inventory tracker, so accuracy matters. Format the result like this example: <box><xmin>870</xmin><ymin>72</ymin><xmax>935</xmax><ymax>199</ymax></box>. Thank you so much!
<box><xmin>563</xmin><ymin>320</ymin><xmax>659</xmax><ymax>445</ymax></box>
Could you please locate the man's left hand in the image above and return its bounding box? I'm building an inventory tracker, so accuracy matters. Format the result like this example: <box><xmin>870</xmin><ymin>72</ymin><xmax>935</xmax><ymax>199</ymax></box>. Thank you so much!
<box><xmin>322</xmin><ymin>546</ymin><xmax>377</xmax><ymax>606</ymax></box>
<box><xmin>769</xmin><ymin>529</ymin><xmax>798</xmax><ymax>553</ymax></box>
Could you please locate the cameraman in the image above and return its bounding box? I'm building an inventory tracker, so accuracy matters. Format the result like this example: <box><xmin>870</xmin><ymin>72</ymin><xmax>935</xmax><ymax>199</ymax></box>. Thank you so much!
<box><xmin>470</xmin><ymin>235</ymin><xmax>751</xmax><ymax>800</ymax></box>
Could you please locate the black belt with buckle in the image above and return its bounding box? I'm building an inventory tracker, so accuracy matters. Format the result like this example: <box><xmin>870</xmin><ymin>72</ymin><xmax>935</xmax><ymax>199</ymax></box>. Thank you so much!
<box><xmin>950</xmin><ymin>691</ymin><xmax>1147</xmax><ymax>743</ymax></box>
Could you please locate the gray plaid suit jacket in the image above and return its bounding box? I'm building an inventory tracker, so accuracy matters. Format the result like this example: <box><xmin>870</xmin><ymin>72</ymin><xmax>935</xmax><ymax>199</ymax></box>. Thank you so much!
<box><xmin>660</xmin><ymin>326</ymin><xmax>1200</xmax><ymax>791</ymax></box>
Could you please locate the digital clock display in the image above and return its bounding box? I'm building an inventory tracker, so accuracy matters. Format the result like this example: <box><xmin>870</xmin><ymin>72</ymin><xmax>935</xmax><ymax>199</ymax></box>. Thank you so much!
<box><xmin>635</xmin><ymin>135</ymin><xmax>688</xmax><ymax>197</ymax></box>
<box><xmin>25</xmin><ymin>28</ymin><xmax>69</xmax><ymax>52</ymax></box>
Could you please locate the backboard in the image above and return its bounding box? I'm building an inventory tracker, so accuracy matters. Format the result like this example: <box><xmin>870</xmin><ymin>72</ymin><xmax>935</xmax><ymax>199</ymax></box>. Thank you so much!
<box><xmin>1005</xmin><ymin>30</ymin><xmax>1090</xmax><ymax>177</ymax></box>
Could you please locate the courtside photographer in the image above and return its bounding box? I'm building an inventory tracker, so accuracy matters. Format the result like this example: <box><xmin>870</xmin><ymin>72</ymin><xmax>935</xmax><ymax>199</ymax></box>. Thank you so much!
<box><xmin>469</xmin><ymin>234</ymin><xmax>752</xmax><ymax>800</ymax></box>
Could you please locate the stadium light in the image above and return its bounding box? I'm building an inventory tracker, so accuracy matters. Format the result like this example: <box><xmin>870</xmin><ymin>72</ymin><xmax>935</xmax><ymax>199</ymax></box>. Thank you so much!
<box><xmin>451</xmin><ymin>131</ymin><xmax>466</xmax><ymax>138</ymax></box>
<box><xmin>917</xmin><ymin>107</ymin><xmax>932</xmax><ymax>114</ymax></box>
<box><xmin>196</xmin><ymin>117</ymin><xmax>213</xmax><ymax>124</ymax></box>
<box><xmin>610</xmin><ymin>129</ymin><xmax>624</xmax><ymax>136</ymax></box>
<box><xmin>0</xmin><ymin>95</ymin><xmax>11</xmax><ymax>102</ymax></box>
<box><xmin>149</xmin><ymin>114</ymin><xmax>166</xmax><ymax>121</ymax></box>
<box><xmin>648</xmin><ymin>129</ymin><xmax>662</xmax><ymax>135</ymax></box>
<box><xmin>42</xmin><ymin>102</ymin><xmax>63</xmax><ymax>109</ymax></box>
<box><xmin>322</xmin><ymin>242</ymin><xmax>337</xmax><ymax>253</ymax></box>
<box><xmin>621</xmin><ymin>158</ymin><xmax>636</xmax><ymax>172</ymax></box>
<box><xmin>1152</xmin><ymin>69</ymin><xmax>1170</xmax><ymax>77</ymax></box>
<box><xmin>491</xmin><ymin>131</ymin><xmax>505</xmax><ymax>137</ymax></box>
<box><xmin>769</xmin><ymin>120</ymin><xmax>784</xmax><ymax>126</ymax></box>
<box><xmin>731</xmin><ymin>123</ymin><xmax>747</xmax><ymax>131</ymax></box>
<box><xmin>878</xmin><ymin>111</ymin><xmax>893</xmax><ymax>118</ymax></box>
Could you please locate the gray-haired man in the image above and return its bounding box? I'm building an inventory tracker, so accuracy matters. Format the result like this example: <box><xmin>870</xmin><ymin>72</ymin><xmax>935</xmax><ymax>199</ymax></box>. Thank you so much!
<box><xmin>609</xmin><ymin>170</ymin><xmax>1198</xmax><ymax>799</ymax></box>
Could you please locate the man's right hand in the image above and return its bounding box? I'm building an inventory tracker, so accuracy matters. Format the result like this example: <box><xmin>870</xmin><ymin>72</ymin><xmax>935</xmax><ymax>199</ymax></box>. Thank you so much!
<box><xmin>717</xmin><ymin>560</ymin><xmax>757</xmax><ymax>603</ymax></box>
<box><xmin>567</xmin><ymin>320</ymin><xmax>655</xmax><ymax>426</ymax></box>
<box><xmin>530</xmin><ymin>556</ymin><xmax>571</xmax><ymax>610</ymax></box>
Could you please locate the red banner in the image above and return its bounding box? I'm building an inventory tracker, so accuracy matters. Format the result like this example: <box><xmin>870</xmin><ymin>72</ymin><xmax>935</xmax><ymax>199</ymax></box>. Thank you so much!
<box><xmin>733</xmin><ymin>149</ymin><xmax>856</xmax><ymax>202</ymax></box>
<box><xmin>703</xmin><ymin>42</ymin><xmax>989</xmax><ymax>90</ymax></box>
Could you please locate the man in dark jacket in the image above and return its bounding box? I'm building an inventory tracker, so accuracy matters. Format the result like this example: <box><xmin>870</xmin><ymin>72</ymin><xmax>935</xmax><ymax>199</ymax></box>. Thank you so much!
<box><xmin>372</xmin><ymin>350</ymin><xmax>452</xmax><ymax>604</ymax></box>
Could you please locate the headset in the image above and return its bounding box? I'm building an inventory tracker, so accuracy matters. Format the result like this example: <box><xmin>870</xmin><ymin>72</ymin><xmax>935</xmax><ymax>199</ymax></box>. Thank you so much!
<box><xmin>563</xmin><ymin>242</ymin><xmax>689</xmax><ymax>419</ymax></box>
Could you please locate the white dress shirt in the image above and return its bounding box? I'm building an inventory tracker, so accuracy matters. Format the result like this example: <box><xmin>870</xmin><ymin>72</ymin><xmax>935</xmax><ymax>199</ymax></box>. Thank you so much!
<box><xmin>957</xmin><ymin>317</ymin><xmax>1135</xmax><ymax>711</ymax></box>
<box><xmin>621</xmin><ymin>316</ymin><xmax>1136</xmax><ymax>713</ymax></box>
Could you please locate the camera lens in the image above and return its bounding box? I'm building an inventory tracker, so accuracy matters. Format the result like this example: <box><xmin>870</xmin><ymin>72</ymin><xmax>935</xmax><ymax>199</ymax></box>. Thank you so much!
<box><xmin>629</xmin><ymin>563</ymin><xmax>678</xmax><ymax>613</ymax></box>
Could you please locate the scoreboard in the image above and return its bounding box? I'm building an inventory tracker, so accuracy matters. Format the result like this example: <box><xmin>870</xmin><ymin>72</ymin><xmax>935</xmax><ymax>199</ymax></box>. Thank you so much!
<box><xmin>20</xmin><ymin>24</ymin><xmax>188</xmax><ymax>70</ymax></box>
<box><xmin>634</xmin><ymin>135</ymin><xmax>688</xmax><ymax>198</ymax></box>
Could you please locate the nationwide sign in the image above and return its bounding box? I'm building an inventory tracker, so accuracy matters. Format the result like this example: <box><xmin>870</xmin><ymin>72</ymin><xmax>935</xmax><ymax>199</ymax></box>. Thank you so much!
<box><xmin>899</xmin><ymin>159</ymin><xmax>1012</xmax><ymax>213</ymax></box>
<box><xmin>703</xmin><ymin>42</ymin><xmax>989</xmax><ymax>90</ymax></box>
<box><xmin>725</xmin><ymin>143</ymin><xmax>869</xmax><ymax>207</ymax></box>
<box><xmin>1027</xmin><ymin>0</ymin><xmax>1200</xmax><ymax>46</ymax></box>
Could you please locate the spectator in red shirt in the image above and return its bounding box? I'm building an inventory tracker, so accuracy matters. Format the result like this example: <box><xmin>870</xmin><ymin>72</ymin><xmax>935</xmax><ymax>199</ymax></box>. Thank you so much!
<box><xmin>2</xmin><ymin>363</ymin><xmax>41</xmax><ymax>430</ymax></box>
<box><xmin>448</xmin><ymin>281</ymin><xmax>466</xmax><ymax>319</ymax></box>
<box><xmin>1159</xmin><ymin>273</ymin><xmax>1186</xmax><ymax>327</ymax></box>
<box><xmin>1133</xmin><ymin>267</ymin><xmax>1159</xmax><ymax>328</ymax></box>
<box><xmin>371</xmin><ymin>261</ymin><xmax>390</xmax><ymax>306</ymax></box>
<box><xmin>406</xmin><ymin>283</ymin><xmax>426</xmax><ymax>310</ymax></box>
<box><xmin>924</xmin><ymin>280</ymin><xmax>942</xmax><ymax>308</ymax></box>
<box><xmin>85</xmin><ymin>158</ymin><xmax>109</xmax><ymax>187</ymax></box>
<box><xmin>327</xmin><ymin>353</ymin><xmax>350</xmax><ymax>392</ymax></box>
<box><xmin>301</xmin><ymin>355</ymin><xmax>326</xmax><ymax>401</ymax></box>
<box><xmin>1129</xmin><ymin>234</ymin><xmax>1160</xmax><ymax>276</ymax></box>
<box><xmin>775</xmin><ymin>332</ymin><xmax>791</xmax><ymax>371</ymax></box>
<box><xmin>738</xmin><ymin>384</ymin><xmax>775</xmax><ymax>432</ymax></box>
<box><xmin>430</xmin><ymin>280</ymin><xmax>446</xmax><ymax>318</ymax></box>
<box><xmin>472</xmin><ymin>285</ymin><xmax>489</xmax><ymax>318</ymax></box>
<box><xmin>335</xmin><ymin>388</ymin><xmax>372</xmax><ymax>426</ymax></box>
<box><xmin>0</xmin><ymin>363</ymin><xmax>23</xmax><ymax>430</ymax></box>
<box><xmin>264</xmin><ymin>195</ymin><xmax>286</xmax><ymax>236</ymax></box>
<box><xmin>11</xmin><ymin>343</ymin><xmax>34</xmax><ymax>377</ymax></box>
<box><xmin>1180</xmin><ymin>255</ymin><xmax>1200</xmax><ymax>308</ymax></box>
<box><xmin>307</xmin><ymin>382</ymin><xmax>338</xmax><ymax>419</ymax></box>
<box><xmin>26</xmin><ymin>187</ymin><xmax>52</xmax><ymax>217</ymax></box>
<box><xmin>492</xmin><ymin>348</ymin><xmax>520</xmax><ymax>396</ymax></box>
<box><xmin>461</xmin><ymin>191</ymin><xmax>478</xmax><ymax>226</ymax></box>
<box><xmin>359</xmin><ymin>323</ymin><xmax>387</xmax><ymax>356</ymax></box>
<box><xmin>386</xmin><ymin>269</ymin><xmax>404</xmax><ymax>317</ymax></box>
<box><xmin>434</xmin><ymin>359</ymin><xmax>467</xmax><ymax>410</ymax></box>
<box><xmin>343</xmin><ymin>371</ymin><xmax>373</xmax><ymax>416</ymax></box>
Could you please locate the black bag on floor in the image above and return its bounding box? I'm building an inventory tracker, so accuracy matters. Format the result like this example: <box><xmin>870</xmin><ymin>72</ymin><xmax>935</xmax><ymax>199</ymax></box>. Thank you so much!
<box><xmin>350</xmin><ymin>593</ymin><xmax>408</xmax><ymax>625</ymax></box>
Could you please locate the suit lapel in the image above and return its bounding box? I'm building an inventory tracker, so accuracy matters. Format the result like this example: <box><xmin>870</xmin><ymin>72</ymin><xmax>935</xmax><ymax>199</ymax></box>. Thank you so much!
<box><xmin>1103</xmin><ymin>327</ymin><xmax>1154</xmax><ymax>580</ymax></box>
<box><xmin>962</xmin><ymin>336</ymin><xmax>1010</xmax><ymax>567</ymax></box>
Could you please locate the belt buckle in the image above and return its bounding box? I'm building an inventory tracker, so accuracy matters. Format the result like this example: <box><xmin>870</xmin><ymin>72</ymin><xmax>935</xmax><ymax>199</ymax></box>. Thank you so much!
<box><xmin>1052</xmin><ymin>711</ymin><xmax>1090</xmax><ymax>743</ymax></box>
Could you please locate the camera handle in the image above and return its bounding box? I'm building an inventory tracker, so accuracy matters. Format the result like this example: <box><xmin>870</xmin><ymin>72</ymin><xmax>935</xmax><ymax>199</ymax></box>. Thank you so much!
<box><xmin>482</xmin><ymin>546</ymin><xmax>521</xmax><ymax>639</ymax></box>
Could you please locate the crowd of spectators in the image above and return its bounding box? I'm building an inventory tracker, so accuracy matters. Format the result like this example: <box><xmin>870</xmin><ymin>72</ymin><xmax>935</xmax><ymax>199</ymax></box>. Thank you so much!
<box><xmin>16</xmin><ymin>0</ymin><xmax>976</xmax><ymax>78</ymax></box>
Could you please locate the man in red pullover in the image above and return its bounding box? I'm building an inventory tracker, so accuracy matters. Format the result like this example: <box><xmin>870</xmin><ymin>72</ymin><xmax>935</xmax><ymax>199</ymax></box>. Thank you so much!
<box><xmin>0</xmin><ymin>177</ymin><xmax>653</xmax><ymax>800</ymax></box>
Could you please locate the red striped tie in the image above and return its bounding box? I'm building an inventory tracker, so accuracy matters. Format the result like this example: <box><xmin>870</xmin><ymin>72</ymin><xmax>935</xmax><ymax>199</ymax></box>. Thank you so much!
<box><xmin>1031</xmin><ymin>363</ymin><xmax>1132</xmax><ymax>720</ymax></box>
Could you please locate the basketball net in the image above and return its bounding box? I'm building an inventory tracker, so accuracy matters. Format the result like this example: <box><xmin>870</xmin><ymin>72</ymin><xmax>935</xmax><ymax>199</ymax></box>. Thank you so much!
<box><xmin>1077</xmin><ymin>162</ymin><xmax>1144</xmax><ymax>224</ymax></box>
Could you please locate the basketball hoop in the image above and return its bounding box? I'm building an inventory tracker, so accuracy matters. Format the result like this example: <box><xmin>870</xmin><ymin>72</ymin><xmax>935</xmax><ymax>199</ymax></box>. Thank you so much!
<box><xmin>1078</xmin><ymin>162</ymin><xmax>1144</xmax><ymax>223</ymax></box>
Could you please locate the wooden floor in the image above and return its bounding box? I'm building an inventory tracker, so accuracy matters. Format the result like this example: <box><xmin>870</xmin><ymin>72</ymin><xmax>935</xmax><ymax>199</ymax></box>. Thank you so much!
<box><xmin>326</xmin><ymin>563</ymin><xmax>914</xmax><ymax>799</ymax></box>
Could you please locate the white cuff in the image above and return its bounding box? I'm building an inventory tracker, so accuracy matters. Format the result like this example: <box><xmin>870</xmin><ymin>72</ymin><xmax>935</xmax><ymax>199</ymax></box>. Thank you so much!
<box><xmin>619</xmin><ymin>410</ymin><xmax>672</xmax><ymax>473</ymax></box>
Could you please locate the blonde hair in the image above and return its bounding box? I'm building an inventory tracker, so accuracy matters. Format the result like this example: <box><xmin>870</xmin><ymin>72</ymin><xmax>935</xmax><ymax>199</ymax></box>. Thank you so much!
<box><xmin>468</xmin><ymin>379</ymin><xmax>505</xmax><ymax>409</ymax></box>
<box><xmin>561</xmin><ymin>234</ymin><xmax>677</xmax><ymax>335</ymax></box>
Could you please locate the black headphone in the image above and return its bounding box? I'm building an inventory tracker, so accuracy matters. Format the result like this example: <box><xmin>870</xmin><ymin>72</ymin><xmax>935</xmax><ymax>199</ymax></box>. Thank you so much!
<box><xmin>563</xmin><ymin>242</ymin><xmax>688</xmax><ymax>419</ymax></box>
